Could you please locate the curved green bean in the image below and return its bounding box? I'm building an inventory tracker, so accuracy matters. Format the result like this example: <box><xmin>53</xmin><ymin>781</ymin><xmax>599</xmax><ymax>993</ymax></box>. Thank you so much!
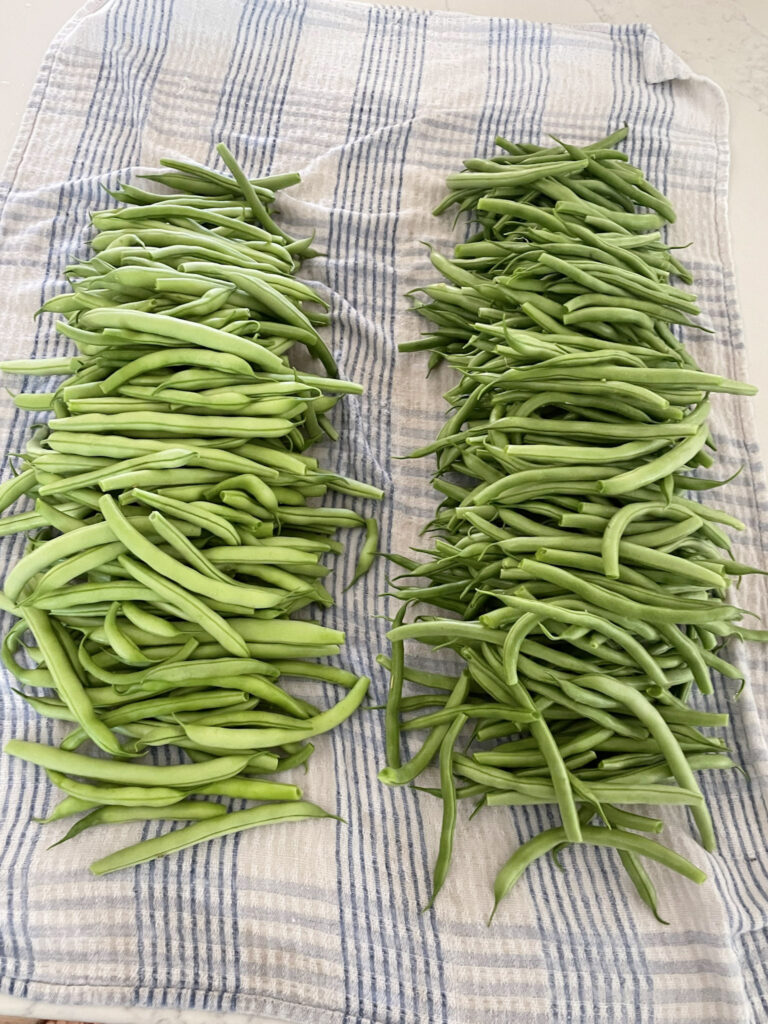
<box><xmin>90</xmin><ymin>800</ymin><xmax>336</xmax><ymax>875</ymax></box>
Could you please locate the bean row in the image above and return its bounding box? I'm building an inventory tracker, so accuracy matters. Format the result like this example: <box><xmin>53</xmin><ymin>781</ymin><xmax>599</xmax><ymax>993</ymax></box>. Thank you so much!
<box><xmin>0</xmin><ymin>145</ymin><xmax>379</xmax><ymax>873</ymax></box>
<box><xmin>380</xmin><ymin>126</ymin><xmax>766</xmax><ymax>922</ymax></box>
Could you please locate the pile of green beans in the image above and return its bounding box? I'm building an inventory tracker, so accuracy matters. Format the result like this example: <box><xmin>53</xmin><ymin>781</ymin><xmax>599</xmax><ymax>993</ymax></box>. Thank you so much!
<box><xmin>0</xmin><ymin>144</ymin><xmax>380</xmax><ymax>875</ymax></box>
<box><xmin>380</xmin><ymin>126</ymin><xmax>766</xmax><ymax>922</ymax></box>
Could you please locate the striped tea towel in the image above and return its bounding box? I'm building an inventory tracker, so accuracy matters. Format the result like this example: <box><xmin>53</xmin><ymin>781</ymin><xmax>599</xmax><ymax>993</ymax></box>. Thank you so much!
<box><xmin>0</xmin><ymin>1</ymin><xmax>766</xmax><ymax>1021</ymax></box>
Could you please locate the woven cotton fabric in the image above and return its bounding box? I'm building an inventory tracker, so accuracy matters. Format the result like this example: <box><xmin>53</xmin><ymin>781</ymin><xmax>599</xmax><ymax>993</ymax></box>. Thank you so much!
<box><xmin>0</xmin><ymin>1</ymin><xmax>766</xmax><ymax>1021</ymax></box>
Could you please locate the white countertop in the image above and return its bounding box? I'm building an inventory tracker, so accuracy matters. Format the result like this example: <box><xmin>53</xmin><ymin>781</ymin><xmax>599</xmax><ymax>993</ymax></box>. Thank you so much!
<box><xmin>0</xmin><ymin>2</ymin><xmax>766</xmax><ymax>1023</ymax></box>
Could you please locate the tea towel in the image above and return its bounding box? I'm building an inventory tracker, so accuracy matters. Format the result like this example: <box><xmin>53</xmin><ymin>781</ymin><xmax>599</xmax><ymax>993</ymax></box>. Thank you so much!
<box><xmin>0</xmin><ymin>1</ymin><xmax>766</xmax><ymax>1021</ymax></box>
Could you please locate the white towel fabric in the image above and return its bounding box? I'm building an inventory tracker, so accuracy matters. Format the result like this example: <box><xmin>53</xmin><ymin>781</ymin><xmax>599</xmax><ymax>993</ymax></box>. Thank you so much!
<box><xmin>0</xmin><ymin>1</ymin><xmax>766</xmax><ymax>1021</ymax></box>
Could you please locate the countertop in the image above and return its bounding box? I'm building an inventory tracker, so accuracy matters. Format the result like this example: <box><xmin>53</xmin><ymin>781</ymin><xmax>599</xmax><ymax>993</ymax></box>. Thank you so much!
<box><xmin>0</xmin><ymin>1</ymin><xmax>766</xmax><ymax>1023</ymax></box>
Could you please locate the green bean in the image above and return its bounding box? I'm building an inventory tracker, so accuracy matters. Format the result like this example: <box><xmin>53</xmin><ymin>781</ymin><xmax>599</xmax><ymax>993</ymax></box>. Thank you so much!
<box><xmin>214</xmin><ymin>144</ymin><xmax>290</xmax><ymax>236</ymax></box>
<box><xmin>60</xmin><ymin>689</ymin><xmax>248</xmax><ymax>751</ymax></box>
<box><xmin>101</xmin><ymin>495</ymin><xmax>284</xmax><ymax>609</ymax></box>
<box><xmin>30</xmin><ymin>581</ymin><xmax>161</xmax><ymax>612</ymax></box>
<box><xmin>345</xmin><ymin>518</ymin><xmax>379</xmax><ymax>590</ymax></box>
<box><xmin>600</xmin><ymin>419</ymin><xmax>710</xmax><ymax>496</ymax></box>
<box><xmin>378</xmin><ymin>672</ymin><xmax>471</xmax><ymax>786</ymax></box>
<box><xmin>0</xmin><ymin>509</ymin><xmax>54</xmax><ymax>537</ymax></box>
<box><xmin>116</xmin><ymin>555</ymin><xmax>250</xmax><ymax>656</ymax></box>
<box><xmin>181</xmin><ymin>674</ymin><xmax>369</xmax><ymax>749</ymax></box>
<box><xmin>276</xmin><ymin>506</ymin><xmax>366</xmax><ymax>529</ymax></box>
<box><xmin>503</xmin><ymin>625</ymin><xmax>582</xmax><ymax>841</ymax></box>
<box><xmin>0</xmin><ymin>356</ymin><xmax>83</xmax><ymax>375</ymax></box>
<box><xmin>80</xmin><ymin>309</ymin><xmax>287</xmax><ymax>372</ymax></box>
<box><xmin>445</xmin><ymin>159</ymin><xmax>589</xmax><ymax>193</ymax></box>
<box><xmin>617</xmin><ymin>845</ymin><xmax>669</xmax><ymax>923</ymax></box>
<box><xmin>195</xmin><ymin>778</ymin><xmax>301</xmax><ymax>801</ymax></box>
<box><xmin>45</xmin><ymin>769</ymin><xmax>190</xmax><ymax>808</ymax></box>
<box><xmin>21</xmin><ymin>607</ymin><xmax>125</xmax><ymax>756</ymax></box>
<box><xmin>488</xmin><ymin>597</ymin><xmax>669</xmax><ymax>688</ymax></box>
<box><xmin>388</xmin><ymin>621</ymin><xmax>506</xmax><ymax>647</ymax></box>
<box><xmin>34</xmin><ymin>795</ymin><xmax>100</xmax><ymax>823</ymax></box>
<box><xmin>126</xmin><ymin>487</ymin><xmax>241</xmax><ymax>545</ymax></box>
<box><xmin>93</xmin><ymin>205</ymin><xmax>278</xmax><ymax>244</ymax></box>
<box><xmin>13</xmin><ymin>692</ymin><xmax>76</xmax><ymax>722</ymax></box>
<box><xmin>188</xmin><ymin>680</ymin><xmax>312</xmax><ymax>719</ymax></box>
<box><xmin>485</xmin><ymin>784</ymin><xmax>704</xmax><ymax>807</ymax></box>
<box><xmin>184</xmin><ymin>261</ymin><xmax>337</xmax><ymax>377</ymax></box>
<box><xmin>204</xmin><ymin>545</ymin><xmax>318</xmax><ymax>571</ymax></box>
<box><xmin>50</xmin><ymin>411</ymin><xmax>295</xmax><ymax>439</ymax></box>
<box><xmin>205</xmin><ymin>473</ymin><xmax>278</xmax><ymax>513</ymax></box>
<box><xmin>490</xmin><ymin>825</ymin><xmax>705</xmax><ymax>921</ymax></box>
<box><xmin>425</xmin><ymin>712</ymin><xmax>466</xmax><ymax>908</ymax></box>
<box><xmin>384</xmin><ymin>605</ymin><xmax>407</xmax><ymax>768</ymax></box>
<box><xmin>574</xmin><ymin>674</ymin><xmax>714</xmax><ymax>849</ymax></box>
<box><xmin>379</xmin><ymin>127</ymin><xmax>765</xmax><ymax>920</ymax></box>
<box><xmin>258</xmin><ymin>744</ymin><xmax>314</xmax><ymax>773</ymax></box>
<box><xmin>533</xmin><ymin>542</ymin><xmax>725</xmax><ymax>590</ymax></box>
<box><xmin>517</xmin><ymin>560</ymin><xmax>736</xmax><ymax>625</ymax></box>
<box><xmin>504</xmin><ymin>438</ymin><xmax>668</xmax><ymax>464</ymax></box>
<box><xmin>600</xmin><ymin>806</ymin><xmax>664</xmax><ymax>833</ymax></box>
<box><xmin>0</xmin><ymin>468</ymin><xmax>35</xmax><ymax>513</ymax></box>
<box><xmin>50</xmin><ymin>800</ymin><xmax>228</xmax><ymax>847</ymax></box>
<box><xmin>104</xmin><ymin>600</ymin><xmax>151</xmax><ymax>665</ymax></box>
<box><xmin>5</xmin><ymin>512</ymin><xmax>195</xmax><ymax>601</ymax></box>
<box><xmin>272</xmin><ymin>660</ymin><xmax>359</xmax><ymax>688</ymax></box>
<box><xmin>5</xmin><ymin>740</ymin><xmax>250</xmax><ymax>786</ymax></box>
<box><xmin>476</xmin><ymin>725</ymin><xmax>612</xmax><ymax>767</ymax></box>
<box><xmin>158</xmin><ymin>155</ymin><xmax>299</xmax><ymax>193</ymax></box>
<box><xmin>121</xmin><ymin>600</ymin><xmax>182</xmax><ymax>638</ymax></box>
<box><xmin>402</xmin><ymin>704</ymin><xmax>537</xmax><ymax>731</ymax></box>
<box><xmin>40</xmin><ymin>447</ymin><xmax>194</xmax><ymax>496</ymax></box>
<box><xmin>97</xmin><ymin>348</ymin><xmax>255</xmax><ymax>395</ymax></box>
<box><xmin>376</xmin><ymin>654</ymin><xmax>460</xmax><ymax>691</ymax></box>
<box><xmin>90</xmin><ymin>800</ymin><xmax>335</xmax><ymax>875</ymax></box>
<box><xmin>144</xmin><ymin>656</ymin><xmax>279</xmax><ymax>683</ymax></box>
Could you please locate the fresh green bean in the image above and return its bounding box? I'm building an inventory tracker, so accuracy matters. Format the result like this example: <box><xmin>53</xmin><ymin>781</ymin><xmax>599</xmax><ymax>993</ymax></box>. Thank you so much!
<box><xmin>345</xmin><ymin>517</ymin><xmax>379</xmax><ymax>590</ymax></box>
<box><xmin>90</xmin><ymin>800</ymin><xmax>336</xmax><ymax>875</ymax></box>
<box><xmin>379</xmin><ymin>126</ymin><xmax>765</xmax><ymax>921</ymax></box>
<box><xmin>22</xmin><ymin>607</ymin><xmax>125</xmax><ymax>756</ymax></box>
<box><xmin>45</xmin><ymin>769</ymin><xmax>190</xmax><ymax>809</ymax></box>
<box><xmin>34</xmin><ymin>795</ymin><xmax>100</xmax><ymax>823</ymax></box>
<box><xmin>181</xmin><ymin>674</ymin><xmax>369</xmax><ymax>749</ymax></box>
<box><xmin>6</xmin><ymin>741</ymin><xmax>250</xmax><ymax>786</ymax></box>
<box><xmin>378</xmin><ymin>672</ymin><xmax>471</xmax><ymax>786</ymax></box>
<box><xmin>425</xmin><ymin>712</ymin><xmax>467</xmax><ymax>908</ymax></box>
<box><xmin>384</xmin><ymin>605</ymin><xmax>407</xmax><ymax>768</ymax></box>
<box><xmin>51</xmin><ymin>800</ymin><xmax>228</xmax><ymax>847</ymax></box>
<box><xmin>490</xmin><ymin>825</ymin><xmax>705</xmax><ymax>921</ymax></box>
